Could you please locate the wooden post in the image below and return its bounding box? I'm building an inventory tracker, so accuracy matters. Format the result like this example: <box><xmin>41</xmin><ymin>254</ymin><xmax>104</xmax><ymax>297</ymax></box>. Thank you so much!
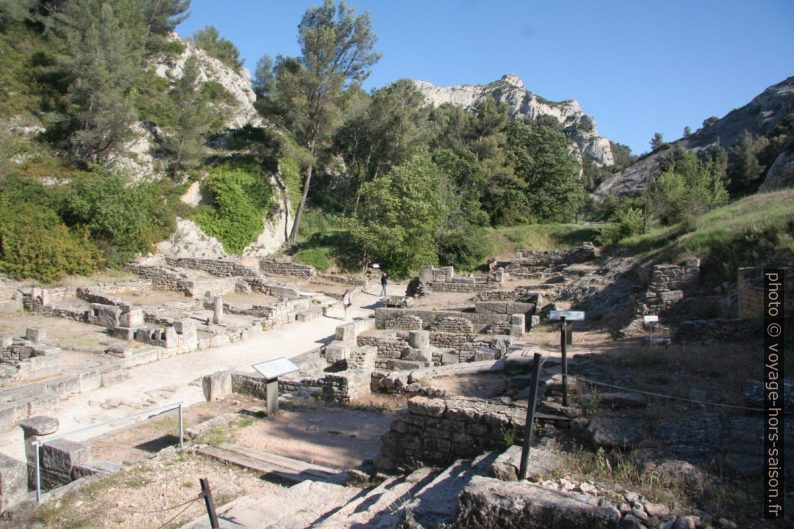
<box><xmin>200</xmin><ymin>477</ymin><xmax>220</xmax><ymax>529</ymax></box>
<box><xmin>518</xmin><ymin>353</ymin><xmax>544</xmax><ymax>481</ymax></box>
<box><xmin>560</xmin><ymin>316</ymin><xmax>569</xmax><ymax>407</ymax></box>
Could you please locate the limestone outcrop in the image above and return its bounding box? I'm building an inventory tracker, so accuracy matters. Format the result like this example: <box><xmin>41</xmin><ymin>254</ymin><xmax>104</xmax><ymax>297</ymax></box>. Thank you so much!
<box><xmin>415</xmin><ymin>74</ymin><xmax>614</xmax><ymax>166</ymax></box>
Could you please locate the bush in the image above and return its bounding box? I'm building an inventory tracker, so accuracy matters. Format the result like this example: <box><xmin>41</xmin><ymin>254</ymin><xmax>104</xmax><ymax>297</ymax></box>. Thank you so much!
<box><xmin>60</xmin><ymin>170</ymin><xmax>177</xmax><ymax>267</ymax></box>
<box><xmin>598</xmin><ymin>207</ymin><xmax>644</xmax><ymax>246</ymax></box>
<box><xmin>437</xmin><ymin>225</ymin><xmax>490</xmax><ymax>271</ymax></box>
<box><xmin>0</xmin><ymin>186</ymin><xmax>100</xmax><ymax>282</ymax></box>
<box><xmin>294</xmin><ymin>247</ymin><xmax>333</xmax><ymax>272</ymax></box>
<box><xmin>193</xmin><ymin>163</ymin><xmax>275</xmax><ymax>254</ymax></box>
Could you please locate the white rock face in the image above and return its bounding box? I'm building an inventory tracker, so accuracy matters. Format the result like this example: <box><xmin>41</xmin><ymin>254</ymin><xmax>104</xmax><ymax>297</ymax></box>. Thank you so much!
<box><xmin>180</xmin><ymin>181</ymin><xmax>203</xmax><ymax>207</ymax></box>
<box><xmin>156</xmin><ymin>218</ymin><xmax>227</xmax><ymax>259</ymax></box>
<box><xmin>155</xmin><ymin>35</ymin><xmax>262</xmax><ymax>129</ymax></box>
<box><xmin>108</xmin><ymin>122</ymin><xmax>161</xmax><ymax>181</ymax></box>
<box><xmin>415</xmin><ymin>74</ymin><xmax>614</xmax><ymax>166</ymax></box>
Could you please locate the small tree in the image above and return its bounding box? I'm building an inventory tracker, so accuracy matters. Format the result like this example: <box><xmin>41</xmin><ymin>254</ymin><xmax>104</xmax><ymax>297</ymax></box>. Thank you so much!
<box><xmin>192</xmin><ymin>25</ymin><xmax>243</xmax><ymax>70</ymax></box>
<box><xmin>683</xmin><ymin>126</ymin><xmax>692</xmax><ymax>138</ymax></box>
<box><xmin>350</xmin><ymin>153</ymin><xmax>445</xmax><ymax>276</ymax></box>
<box><xmin>650</xmin><ymin>132</ymin><xmax>664</xmax><ymax>150</ymax></box>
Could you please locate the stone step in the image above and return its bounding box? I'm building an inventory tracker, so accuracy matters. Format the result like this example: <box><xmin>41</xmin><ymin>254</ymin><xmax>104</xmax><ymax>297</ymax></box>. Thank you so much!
<box><xmin>399</xmin><ymin>452</ymin><xmax>499</xmax><ymax>528</ymax></box>
<box><xmin>179</xmin><ymin>480</ymin><xmax>360</xmax><ymax>529</ymax></box>
<box><xmin>312</xmin><ymin>467</ymin><xmax>437</xmax><ymax>529</ymax></box>
<box><xmin>197</xmin><ymin>444</ymin><xmax>348</xmax><ymax>485</ymax></box>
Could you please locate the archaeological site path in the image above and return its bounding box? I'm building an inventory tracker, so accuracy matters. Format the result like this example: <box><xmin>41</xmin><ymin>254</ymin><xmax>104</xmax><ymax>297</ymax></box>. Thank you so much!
<box><xmin>0</xmin><ymin>290</ymin><xmax>394</xmax><ymax>461</ymax></box>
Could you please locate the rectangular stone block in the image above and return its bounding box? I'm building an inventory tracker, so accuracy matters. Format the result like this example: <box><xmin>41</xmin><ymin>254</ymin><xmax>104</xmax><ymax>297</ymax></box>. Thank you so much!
<box><xmin>40</xmin><ymin>439</ymin><xmax>91</xmax><ymax>489</ymax></box>
<box><xmin>202</xmin><ymin>371</ymin><xmax>232</xmax><ymax>402</ymax></box>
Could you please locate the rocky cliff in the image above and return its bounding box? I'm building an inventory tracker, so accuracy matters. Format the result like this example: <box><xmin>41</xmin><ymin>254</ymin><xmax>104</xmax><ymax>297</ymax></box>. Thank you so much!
<box><xmin>595</xmin><ymin>76</ymin><xmax>794</xmax><ymax>199</ymax></box>
<box><xmin>415</xmin><ymin>74</ymin><xmax>614</xmax><ymax>166</ymax></box>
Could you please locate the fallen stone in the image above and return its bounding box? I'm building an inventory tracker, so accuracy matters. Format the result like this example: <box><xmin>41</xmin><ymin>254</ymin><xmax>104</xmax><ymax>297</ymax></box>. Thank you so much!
<box><xmin>620</xmin><ymin>513</ymin><xmax>646</xmax><ymax>529</ymax></box>
<box><xmin>453</xmin><ymin>476</ymin><xmax>621</xmax><ymax>529</ymax></box>
<box><xmin>489</xmin><ymin>443</ymin><xmax>562</xmax><ymax>482</ymax></box>
<box><xmin>581</xmin><ymin>416</ymin><xmax>645</xmax><ymax>448</ymax></box>
<box><xmin>19</xmin><ymin>416</ymin><xmax>59</xmax><ymax>437</ymax></box>
<box><xmin>672</xmin><ymin>516</ymin><xmax>697</xmax><ymax>529</ymax></box>
<box><xmin>644</xmin><ymin>502</ymin><xmax>670</xmax><ymax>518</ymax></box>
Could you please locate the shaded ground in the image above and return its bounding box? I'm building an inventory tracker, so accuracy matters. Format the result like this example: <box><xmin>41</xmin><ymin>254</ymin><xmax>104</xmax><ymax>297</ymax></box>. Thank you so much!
<box><xmin>89</xmin><ymin>397</ymin><xmax>260</xmax><ymax>465</ymax></box>
<box><xmin>4</xmin><ymin>450</ymin><xmax>285</xmax><ymax>529</ymax></box>
<box><xmin>234</xmin><ymin>406</ymin><xmax>394</xmax><ymax>469</ymax></box>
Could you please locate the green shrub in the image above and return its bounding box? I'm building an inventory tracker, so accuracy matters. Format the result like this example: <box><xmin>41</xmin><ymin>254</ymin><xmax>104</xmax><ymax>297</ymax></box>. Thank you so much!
<box><xmin>193</xmin><ymin>163</ymin><xmax>275</xmax><ymax>254</ymax></box>
<box><xmin>598</xmin><ymin>207</ymin><xmax>644</xmax><ymax>246</ymax></box>
<box><xmin>0</xmin><ymin>190</ymin><xmax>100</xmax><ymax>282</ymax></box>
<box><xmin>438</xmin><ymin>225</ymin><xmax>490</xmax><ymax>271</ymax></box>
<box><xmin>60</xmin><ymin>170</ymin><xmax>177</xmax><ymax>268</ymax></box>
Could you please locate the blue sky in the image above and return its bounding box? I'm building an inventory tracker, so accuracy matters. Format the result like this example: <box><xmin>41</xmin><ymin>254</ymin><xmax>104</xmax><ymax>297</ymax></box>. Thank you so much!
<box><xmin>176</xmin><ymin>0</ymin><xmax>794</xmax><ymax>156</ymax></box>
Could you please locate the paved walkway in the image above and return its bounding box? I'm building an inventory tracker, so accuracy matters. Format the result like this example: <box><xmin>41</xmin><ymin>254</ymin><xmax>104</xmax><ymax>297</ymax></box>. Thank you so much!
<box><xmin>0</xmin><ymin>289</ymin><xmax>393</xmax><ymax>461</ymax></box>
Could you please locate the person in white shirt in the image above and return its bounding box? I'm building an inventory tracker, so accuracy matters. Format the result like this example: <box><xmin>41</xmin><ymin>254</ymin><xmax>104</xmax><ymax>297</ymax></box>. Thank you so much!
<box><xmin>342</xmin><ymin>289</ymin><xmax>351</xmax><ymax>319</ymax></box>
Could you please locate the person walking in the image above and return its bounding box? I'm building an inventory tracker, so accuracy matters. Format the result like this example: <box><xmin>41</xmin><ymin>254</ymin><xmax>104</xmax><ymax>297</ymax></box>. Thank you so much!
<box><xmin>380</xmin><ymin>273</ymin><xmax>388</xmax><ymax>298</ymax></box>
<box><xmin>342</xmin><ymin>289</ymin><xmax>351</xmax><ymax>319</ymax></box>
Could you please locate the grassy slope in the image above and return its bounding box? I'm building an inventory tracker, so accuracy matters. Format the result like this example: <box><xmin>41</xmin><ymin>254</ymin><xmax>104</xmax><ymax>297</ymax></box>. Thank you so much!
<box><xmin>618</xmin><ymin>190</ymin><xmax>794</xmax><ymax>282</ymax></box>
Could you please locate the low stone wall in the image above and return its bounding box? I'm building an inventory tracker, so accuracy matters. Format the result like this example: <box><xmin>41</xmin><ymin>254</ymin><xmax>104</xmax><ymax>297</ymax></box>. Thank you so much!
<box><xmin>384</xmin><ymin>314</ymin><xmax>423</xmax><ymax>330</ymax></box>
<box><xmin>166</xmin><ymin>257</ymin><xmax>259</xmax><ymax>278</ymax></box>
<box><xmin>124</xmin><ymin>263</ymin><xmax>193</xmax><ymax>295</ymax></box>
<box><xmin>316</xmin><ymin>274</ymin><xmax>366</xmax><ymax>286</ymax></box>
<box><xmin>429</xmin><ymin>317</ymin><xmax>474</xmax><ymax>334</ymax></box>
<box><xmin>375</xmin><ymin>308</ymin><xmax>510</xmax><ymax>332</ymax></box>
<box><xmin>375</xmin><ymin>396</ymin><xmax>525</xmax><ymax>471</ymax></box>
<box><xmin>0</xmin><ymin>335</ymin><xmax>61</xmax><ymax>383</ymax></box>
<box><xmin>357</xmin><ymin>336</ymin><xmax>409</xmax><ymax>367</ymax></box>
<box><xmin>427</xmin><ymin>280</ymin><xmax>494</xmax><ymax>293</ymax></box>
<box><xmin>644</xmin><ymin>258</ymin><xmax>700</xmax><ymax>312</ymax></box>
<box><xmin>513</xmin><ymin>244</ymin><xmax>595</xmax><ymax>267</ymax></box>
<box><xmin>259</xmin><ymin>259</ymin><xmax>316</xmax><ymax>278</ymax></box>
<box><xmin>738</xmin><ymin>267</ymin><xmax>793</xmax><ymax>320</ymax></box>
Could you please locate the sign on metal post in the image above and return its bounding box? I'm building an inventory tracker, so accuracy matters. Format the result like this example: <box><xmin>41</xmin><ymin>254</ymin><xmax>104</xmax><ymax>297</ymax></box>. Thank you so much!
<box><xmin>549</xmin><ymin>310</ymin><xmax>585</xmax><ymax>321</ymax></box>
<box><xmin>252</xmin><ymin>357</ymin><xmax>299</xmax><ymax>381</ymax></box>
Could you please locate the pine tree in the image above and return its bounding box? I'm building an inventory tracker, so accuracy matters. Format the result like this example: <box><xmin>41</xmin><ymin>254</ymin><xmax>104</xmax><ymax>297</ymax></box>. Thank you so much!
<box><xmin>51</xmin><ymin>0</ymin><xmax>145</xmax><ymax>162</ymax></box>
<box><xmin>259</xmin><ymin>0</ymin><xmax>381</xmax><ymax>243</ymax></box>
<box><xmin>165</xmin><ymin>55</ymin><xmax>212</xmax><ymax>178</ymax></box>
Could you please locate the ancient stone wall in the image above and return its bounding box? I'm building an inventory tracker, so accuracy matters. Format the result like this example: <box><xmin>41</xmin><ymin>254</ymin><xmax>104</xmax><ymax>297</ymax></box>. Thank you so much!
<box><xmin>375</xmin><ymin>396</ymin><xmax>524</xmax><ymax>471</ymax></box>
<box><xmin>166</xmin><ymin>257</ymin><xmax>259</xmax><ymax>278</ymax></box>
<box><xmin>124</xmin><ymin>264</ymin><xmax>193</xmax><ymax>294</ymax></box>
<box><xmin>258</xmin><ymin>259</ymin><xmax>316</xmax><ymax>278</ymax></box>
<box><xmin>738</xmin><ymin>267</ymin><xmax>794</xmax><ymax>320</ymax></box>
<box><xmin>429</xmin><ymin>317</ymin><xmax>474</xmax><ymax>334</ymax></box>
<box><xmin>356</xmin><ymin>336</ymin><xmax>409</xmax><ymax>367</ymax></box>
<box><xmin>375</xmin><ymin>308</ymin><xmax>511</xmax><ymax>332</ymax></box>
<box><xmin>513</xmin><ymin>243</ymin><xmax>595</xmax><ymax>266</ymax></box>
<box><xmin>383</xmin><ymin>314</ymin><xmax>423</xmax><ymax>330</ymax></box>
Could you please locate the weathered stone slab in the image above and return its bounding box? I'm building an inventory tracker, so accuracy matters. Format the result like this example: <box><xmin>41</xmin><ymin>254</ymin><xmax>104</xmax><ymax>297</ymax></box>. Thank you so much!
<box><xmin>0</xmin><ymin>453</ymin><xmax>26</xmax><ymax>514</ymax></box>
<box><xmin>453</xmin><ymin>475</ymin><xmax>620</xmax><ymax>528</ymax></box>
<box><xmin>40</xmin><ymin>438</ymin><xmax>91</xmax><ymax>489</ymax></box>
<box><xmin>202</xmin><ymin>371</ymin><xmax>232</xmax><ymax>402</ymax></box>
<box><xmin>489</xmin><ymin>444</ymin><xmax>562</xmax><ymax>482</ymax></box>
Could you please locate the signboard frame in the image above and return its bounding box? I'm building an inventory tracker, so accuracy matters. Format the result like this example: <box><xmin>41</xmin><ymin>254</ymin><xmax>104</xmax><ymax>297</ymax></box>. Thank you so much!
<box><xmin>548</xmin><ymin>310</ymin><xmax>585</xmax><ymax>322</ymax></box>
<box><xmin>252</xmin><ymin>357</ymin><xmax>299</xmax><ymax>381</ymax></box>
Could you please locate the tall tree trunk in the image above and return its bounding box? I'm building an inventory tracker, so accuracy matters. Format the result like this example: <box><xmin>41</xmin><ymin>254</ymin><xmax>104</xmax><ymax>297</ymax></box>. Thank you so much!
<box><xmin>288</xmin><ymin>161</ymin><xmax>313</xmax><ymax>243</ymax></box>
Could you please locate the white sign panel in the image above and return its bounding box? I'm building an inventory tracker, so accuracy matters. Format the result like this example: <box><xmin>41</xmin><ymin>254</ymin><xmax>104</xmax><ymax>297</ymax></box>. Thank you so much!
<box><xmin>643</xmin><ymin>315</ymin><xmax>659</xmax><ymax>323</ymax></box>
<box><xmin>252</xmin><ymin>357</ymin><xmax>299</xmax><ymax>381</ymax></box>
<box><xmin>549</xmin><ymin>310</ymin><xmax>585</xmax><ymax>321</ymax></box>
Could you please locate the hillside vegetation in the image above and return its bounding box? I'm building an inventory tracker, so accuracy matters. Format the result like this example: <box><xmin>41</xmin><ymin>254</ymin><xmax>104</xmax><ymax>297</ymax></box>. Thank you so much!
<box><xmin>0</xmin><ymin>0</ymin><xmax>791</xmax><ymax>283</ymax></box>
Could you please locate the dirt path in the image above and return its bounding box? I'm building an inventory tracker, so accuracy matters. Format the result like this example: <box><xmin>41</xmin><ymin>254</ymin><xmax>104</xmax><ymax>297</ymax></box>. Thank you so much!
<box><xmin>0</xmin><ymin>288</ymin><xmax>403</xmax><ymax>461</ymax></box>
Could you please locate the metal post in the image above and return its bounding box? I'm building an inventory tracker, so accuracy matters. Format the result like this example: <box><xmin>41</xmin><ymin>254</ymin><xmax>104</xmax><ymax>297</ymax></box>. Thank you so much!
<box><xmin>560</xmin><ymin>316</ymin><xmax>569</xmax><ymax>407</ymax></box>
<box><xmin>35</xmin><ymin>441</ymin><xmax>41</xmax><ymax>503</ymax></box>
<box><xmin>200</xmin><ymin>477</ymin><xmax>220</xmax><ymax>529</ymax></box>
<box><xmin>518</xmin><ymin>353</ymin><xmax>544</xmax><ymax>481</ymax></box>
<box><xmin>178</xmin><ymin>403</ymin><xmax>184</xmax><ymax>450</ymax></box>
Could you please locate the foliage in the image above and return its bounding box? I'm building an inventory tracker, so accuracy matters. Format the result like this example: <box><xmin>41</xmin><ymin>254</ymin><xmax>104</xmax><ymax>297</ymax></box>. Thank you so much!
<box><xmin>650</xmin><ymin>132</ymin><xmax>664</xmax><ymax>151</ymax></box>
<box><xmin>257</xmin><ymin>0</ymin><xmax>381</xmax><ymax>242</ymax></box>
<box><xmin>48</xmin><ymin>0</ymin><xmax>145</xmax><ymax>162</ymax></box>
<box><xmin>278</xmin><ymin>156</ymin><xmax>303</xmax><ymax>214</ymax></box>
<box><xmin>191</xmin><ymin>25</ymin><xmax>243</xmax><ymax>70</ymax></box>
<box><xmin>193</xmin><ymin>163</ymin><xmax>275</xmax><ymax>254</ymax></box>
<box><xmin>725</xmin><ymin>131</ymin><xmax>767</xmax><ymax>197</ymax></box>
<box><xmin>350</xmin><ymin>153</ymin><xmax>445</xmax><ymax>276</ymax></box>
<box><xmin>333</xmin><ymin>79</ymin><xmax>429</xmax><ymax>208</ymax></box>
<box><xmin>162</xmin><ymin>55</ymin><xmax>213</xmax><ymax>177</ymax></box>
<box><xmin>502</xmin><ymin>120</ymin><xmax>585</xmax><ymax>223</ymax></box>
<box><xmin>648</xmin><ymin>147</ymin><xmax>728</xmax><ymax>225</ymax></box>
<box><xmin>294</xmin><ymin>247</ymin><xmax>334</xmax><ymax>272</ymax></box>
<box><xmin>598</xmin><ymin>207</ymin><xmax>644</xmax><ymax>246</ymax></box>
<box><xmin>60</xmin><ymin>169</ymin><xmax>177</xmax><ymax>267</ymax></box>
<box><xmin>0</xmin><ymin>176</ymin><xmax>100</xmax><ymax>282</ymax></box>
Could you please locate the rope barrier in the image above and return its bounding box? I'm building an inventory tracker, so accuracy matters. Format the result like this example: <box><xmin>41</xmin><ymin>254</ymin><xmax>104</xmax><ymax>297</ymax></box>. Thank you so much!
<box><xmin>153</xmin><ymin>497</ymin><xmax>202</xmax><ymax>529</ymax></box>
<box><xmin>573</xmin><ymin>375</ymin><xmax>791</xmax><ymax>413</ymax></box>
<box><xmin>116</xmin><ymin>492</ymin><xmax>203</xmax><ymax>515</ymax></box>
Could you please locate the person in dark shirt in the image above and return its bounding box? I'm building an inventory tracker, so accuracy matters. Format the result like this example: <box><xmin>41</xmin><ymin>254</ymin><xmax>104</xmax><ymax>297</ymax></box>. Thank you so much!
<box><xmin>380</xmin><ymin>273</ymin><xmax>388</xmax><ymax>298</ymax></box>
